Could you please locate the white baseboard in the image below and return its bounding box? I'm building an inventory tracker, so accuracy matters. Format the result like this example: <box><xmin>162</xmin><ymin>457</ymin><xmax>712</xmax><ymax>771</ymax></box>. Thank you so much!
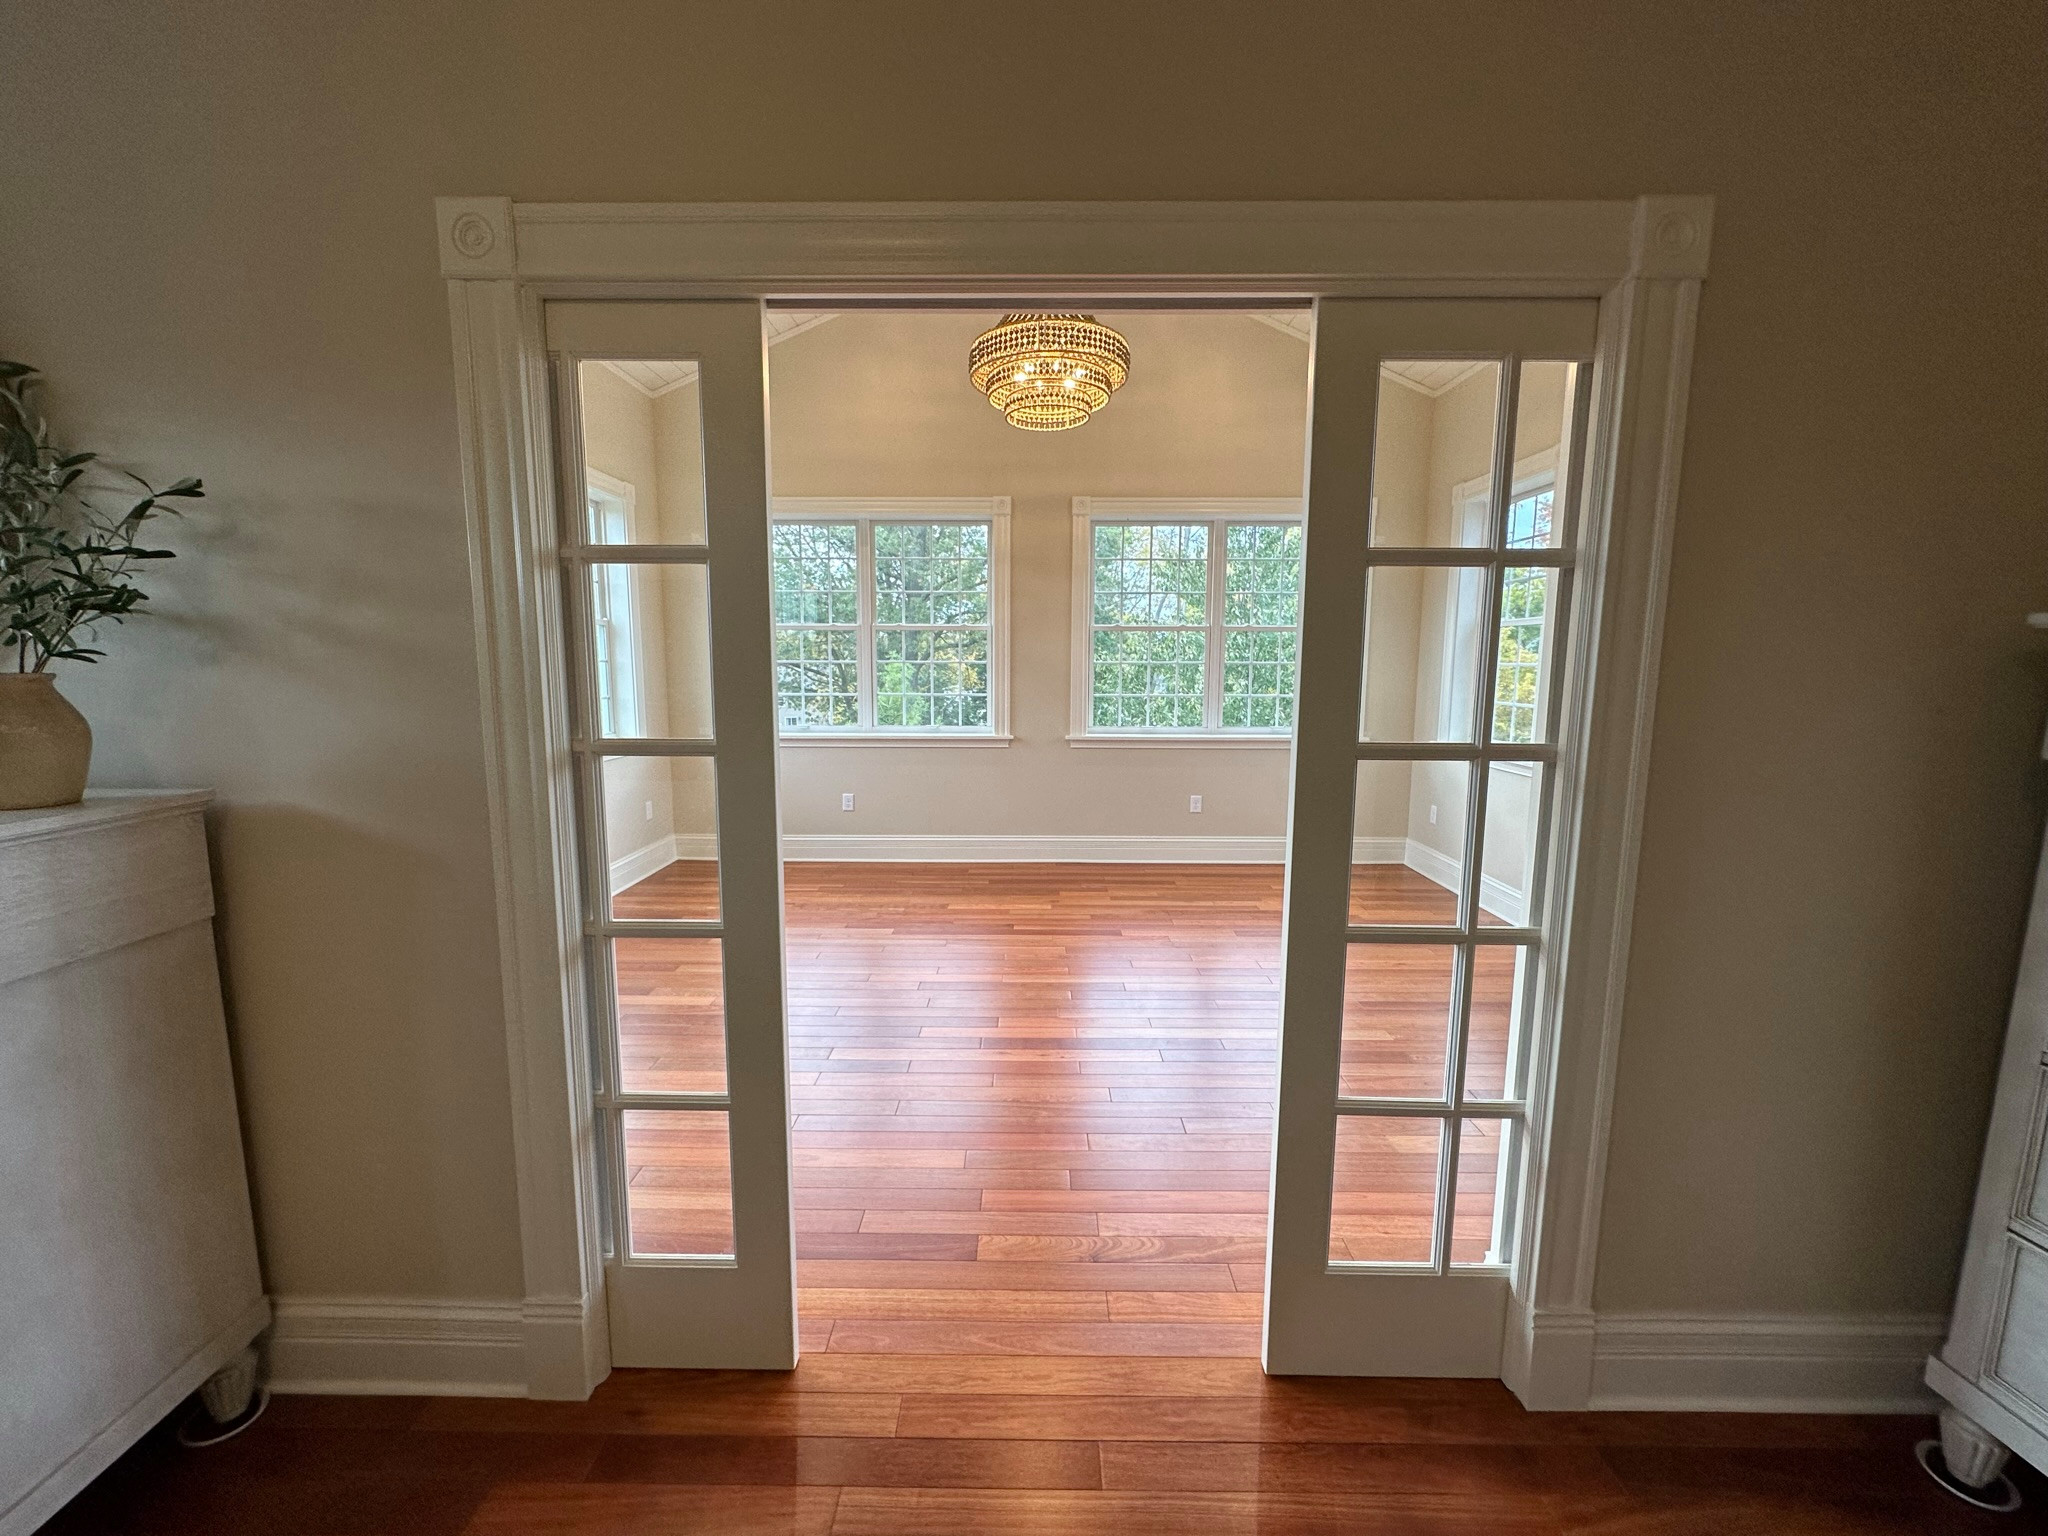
<box><xmin>266</xmin><ymin>1296</ymin><xmax>530</xmax><ymax>1397</ymax></box>
<box><xmin>780</xmin><ymin>833</ymin><xmax>1286</xmax><ymax>863</ymax></box>
<box><xmin>1585</xmin><ymin>1311</ymin><xmax>1945</xmax><ymax>1413</ymax></box>
<box><xmin>609</xmin><ymin>832</ymin><xmax>719</xmax><ymax>893</ymax></box>
<box><xmin>1354</xmin><ymin>835</ymin><xmax>1528</xmax><ymax>924</ymax></box>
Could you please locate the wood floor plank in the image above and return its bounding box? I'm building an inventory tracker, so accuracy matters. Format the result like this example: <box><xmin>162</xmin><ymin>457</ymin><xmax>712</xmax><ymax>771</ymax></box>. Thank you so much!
<box><xmin>827</xmin><ymin>1487</ymin><xmax>1562</xmax><ymax>1535</ymax></box>
<box><xmin>617</xmin><ymin>862</ymin><xmax>1296</xmax><ymax>1353</ymax></box>
<box><xmin>462</xmin><ymin>1482</ymin><xmax>839</xmax><ymax>1534</ymax></box>
<box><xmin>825</xmin><ymin>1320</ymin><xmax>1264</xmax><ymax>1357</ymax></box>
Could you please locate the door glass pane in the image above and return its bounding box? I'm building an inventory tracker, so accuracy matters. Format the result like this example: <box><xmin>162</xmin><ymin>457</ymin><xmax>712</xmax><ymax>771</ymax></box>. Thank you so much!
<box><xmin>1464</xmin><ymin>945</ymin><xmax>1533</xmax><ymax>1103</ymax></box>
<box><xmin>1491</xmin><ymin>568</ymin><xmax>1556</xmax><ymax>746</ymax></box>
<box><xmin>1329</xmin><ymin>1115</ymin><xmax>1441</xmax><ymax>1264</ymax></box>
<box><xmin>576</xmin><ymin>361</ymin><xmax>707</xmax><ymax>545</ymax></box>
<box><xmin>1506</xmin><ymin>362</ymin><xmax>1578</xmax><ymax>551</ymax></box>
<box><xmin>602</xmin><ymin>756</ymin><xmax>719</xmax><ymax>920</ymax></box>
<box><xmin>586</xmin><ymin>563</ymin><xmax>715</xmax><ymax>741</ymax></box>
<box><xmin>623</xmin><ymin>1109</ymin><xmax>734</xmax><ymax>1258</ymax></box>
<box><xmin>1369</xmin><ymin>361</ymin><xmax>1501</xmax><ymax>547</ymax></box>
<box><xmin>613</xmin><ymin>937</ymin><xmax>726</xmax><ymax>1095</ymax></box>
<box><xmin>1339</xmin><ymin>945</ymin><xmax>1455</xmax><ymax>1100</ymax></box>
<box><xmin>1451</xmin><ymin>1117</ymin><xmax>1519</xmax><ymax>1266</ymax></box>
<box><xmin>1480</xmin><ymin>762</ymin><xmax>1545</xmax><ymax>928</ymax></box>
<box><xmin>1361</xmin><ymin>565</ymin><xmax>1488</xmax><ymax>743</ymax></box>
<box><xmin>1351</xmin><ymin>760</ymin><xmax>1469</xmax><ymax>926</ymax></box>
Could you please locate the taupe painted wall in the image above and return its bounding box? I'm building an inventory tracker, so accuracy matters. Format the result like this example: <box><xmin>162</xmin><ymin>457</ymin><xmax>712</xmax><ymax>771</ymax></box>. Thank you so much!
<box><xmin>2</xmin><ymin>2</ymin><xmax>2042</xmax><ymax>1320</ymax></box>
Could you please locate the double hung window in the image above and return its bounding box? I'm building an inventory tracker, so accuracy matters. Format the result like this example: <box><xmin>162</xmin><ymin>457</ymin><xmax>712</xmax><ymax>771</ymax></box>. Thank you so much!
<box><xmin>769</xmin><ymin>499</ymin><xmax>1009</xmax><ymax>738</ymax></box>
<box><xmin>1072</xmin><ymin>499</ymin><xmax>1306</xmax><ymax>740</ymax></box>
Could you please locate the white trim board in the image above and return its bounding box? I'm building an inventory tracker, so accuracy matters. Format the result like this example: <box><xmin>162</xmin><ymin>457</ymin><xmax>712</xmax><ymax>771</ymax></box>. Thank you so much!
<box><xmin>781</xmin><ymin>834</ymin><xmax>1285</xmax><ymax>864</ymax></box>
<box><xmin>608</xmin><ymin>833</ymin><xmax>718</xmax><ymax>894</ymax></box>
<box><xmin>1587</xmin><ymin>1312</ymin><xmax>1944</xmax><ymax>1413</ymax></box>
<box><xmin>439</xmin><ymin>193</ymin><xmax>1712</xmax><ymax>1402</ymax></box>
<box><xmin>266</xmin><ymin>1296</ymin><xmax>534</xmax><ymax>1398</ymax></box>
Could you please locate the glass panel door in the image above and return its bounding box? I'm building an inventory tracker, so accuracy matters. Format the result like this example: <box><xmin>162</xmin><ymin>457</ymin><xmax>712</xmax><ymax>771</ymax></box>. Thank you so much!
<box><xmin>1265</xmin><ymin>299</ymin><xmax>1597</xmax><ymax>1376</ymax></box>
<box><xmin>546</xmin><ymin>300</ymin><xmax>797</xmax><ymax>1368</ymax></box>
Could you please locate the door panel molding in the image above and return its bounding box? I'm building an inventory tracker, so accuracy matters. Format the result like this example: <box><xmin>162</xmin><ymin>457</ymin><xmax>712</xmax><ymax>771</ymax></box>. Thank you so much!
<box><xmin>438</xmin><ymin>196</ymin><xmax>1710</xmax><ymax>1403</ymax></box>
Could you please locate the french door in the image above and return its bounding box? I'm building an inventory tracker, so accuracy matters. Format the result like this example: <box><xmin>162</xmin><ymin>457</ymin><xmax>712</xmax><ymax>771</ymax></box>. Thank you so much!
<box><xmin>1265</xmin><ymin>298</ymin><xmax>1600</xmax><ymax>1375</ymax></box>
<box><xmin>546</xmin><ymin>300</ymin><xmax>798</xmax><ymax>1368</ymax></box>
<box><xmin>543</xmin><ymin>294</ymin><xmax>1599</xmax><ymax>1378</ymax></box>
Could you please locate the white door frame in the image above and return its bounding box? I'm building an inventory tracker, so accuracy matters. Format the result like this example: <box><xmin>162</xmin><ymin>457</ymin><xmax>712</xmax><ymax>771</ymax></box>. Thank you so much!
<box><xmin>436</xmin><ymin>195</ymin><xmax>1712</xmax><ymax>1402</ymax></box>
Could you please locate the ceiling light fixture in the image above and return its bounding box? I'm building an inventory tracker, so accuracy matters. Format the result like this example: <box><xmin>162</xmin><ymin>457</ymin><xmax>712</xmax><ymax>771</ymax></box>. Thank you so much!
<box><xmin>968</xmin><ymin>313</ymin><xmax>1131</xmax><ymax>431</ymax></box>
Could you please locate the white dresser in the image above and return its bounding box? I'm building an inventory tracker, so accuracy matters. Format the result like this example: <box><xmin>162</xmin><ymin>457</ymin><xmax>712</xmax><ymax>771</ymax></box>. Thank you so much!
<box><xmin>1927</xmin><ymin>703</ymin><xmax>2048</xmax><ymax>1491</ymax></box>
<box><xmin>0</xmin><ymin>793</ymin><xmax>269</xmax><ymax>1536</ymax></box>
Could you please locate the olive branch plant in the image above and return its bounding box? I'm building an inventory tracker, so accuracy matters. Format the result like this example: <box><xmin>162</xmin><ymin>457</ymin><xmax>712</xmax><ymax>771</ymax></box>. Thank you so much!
<box><xmin>1</xmin><ymin>360</ymin><xmax>203</xmax><ymax>672</ymax></box>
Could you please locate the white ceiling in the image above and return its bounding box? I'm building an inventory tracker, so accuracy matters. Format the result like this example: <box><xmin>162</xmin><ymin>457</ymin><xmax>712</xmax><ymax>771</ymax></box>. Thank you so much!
<box><xmin>599</xmin><ymin>311</ymin><xmax>843</xmax><ymax>397</ymax></box>
<box><xmin>599</xmin><ymin>359</ymin><xmax>698</xmax><ymax>397</ymax></box>
<box><xmin>604</xmin><ymin>311</ymin><xmax>1483</xmax><ymax>400</ymax></box>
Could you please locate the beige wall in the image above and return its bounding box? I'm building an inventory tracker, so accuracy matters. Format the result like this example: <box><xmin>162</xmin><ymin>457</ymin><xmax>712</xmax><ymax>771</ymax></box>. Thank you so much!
<box><xmin>2</xmin><ymin>1</ymin><xmax>2042</xmax><ymax>1322</ymax></box>
<box><xmin>768</xmin><ymin>310</ymin><xmax>1306</xmax><ymax>840</ymax></box>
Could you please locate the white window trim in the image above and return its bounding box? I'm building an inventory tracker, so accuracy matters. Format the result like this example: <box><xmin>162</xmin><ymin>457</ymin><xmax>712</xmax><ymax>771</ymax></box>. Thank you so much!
<box><xmin>769</xmin><ymin>496</ymin><xmax>1011</xmax><ymax>745</ymax></box>
<box><xmin>1070</xmin><ymin>496</ymin><xmax>1305</xmax><ymax>746</ymax></box>
<box><xmin>1444</xmin><ymin>447</ymin><xmax>1559</xmax><ymax>756</ymax></box>
<box><xmin>584</xmin><ymin>469</ymin><xmax>647</xmax><ymax>739</ymax></box>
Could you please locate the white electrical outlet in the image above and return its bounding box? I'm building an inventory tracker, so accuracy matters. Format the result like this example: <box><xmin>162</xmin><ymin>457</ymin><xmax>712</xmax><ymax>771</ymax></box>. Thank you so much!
<box><xmin>841</xmin><ymin>792</ymin><xmax>856</xmax><ymax>812</ymax></box>
<box><xmin>1189</xmin><ymin>794</ymin><xmax>1203</xmax><ymax>813</ymax></box>
<box><xmin>1429</xmin><ymin>803</ymin><xmax>1438</xmax><ymax>825</ymax></box>
<box><xmin>643</xmin><ymin>800</ymin><xmax>654</xmax><ymax>822</ymax></box>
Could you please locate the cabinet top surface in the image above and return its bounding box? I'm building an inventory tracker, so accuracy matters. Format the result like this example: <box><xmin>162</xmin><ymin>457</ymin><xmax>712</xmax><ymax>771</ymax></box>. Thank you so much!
<box><xmin>0</xmin><ymin>791</ymin><xmax>213</xmax><ymax>848</ymax></box>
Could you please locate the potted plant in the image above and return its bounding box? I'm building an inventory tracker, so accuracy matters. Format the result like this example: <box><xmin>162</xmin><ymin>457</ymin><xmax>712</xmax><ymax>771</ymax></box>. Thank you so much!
<box><xmin>0</xmin><ymin>361</ymin><xmax>202</xmax><ymax>810</ymax></box>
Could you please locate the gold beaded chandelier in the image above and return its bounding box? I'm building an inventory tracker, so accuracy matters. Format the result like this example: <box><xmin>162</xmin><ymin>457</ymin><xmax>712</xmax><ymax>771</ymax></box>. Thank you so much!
<box><xmin>968</xmin><ymin>313</ymin><xmax>1131</xmax><ymax>431</ymax></box>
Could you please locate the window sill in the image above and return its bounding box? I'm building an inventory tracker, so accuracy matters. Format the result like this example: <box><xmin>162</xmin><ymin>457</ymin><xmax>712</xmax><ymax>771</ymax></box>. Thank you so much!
<box><xmin>777</xmin><ymin>732</ymin><xmax>1013</xmax><ymax>748</ymax></box>
<box><xmin>1066</xmin><ymin>732</ymin><xmax>1292</xmax><ymax>750</ymax></box>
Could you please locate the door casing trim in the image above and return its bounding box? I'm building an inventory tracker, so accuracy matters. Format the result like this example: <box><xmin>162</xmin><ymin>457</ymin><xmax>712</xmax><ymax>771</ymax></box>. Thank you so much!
<box><xmin>436</xmin><ymin>195</ymin><xmax>1712</xmax><ymax>1402</ymax></box>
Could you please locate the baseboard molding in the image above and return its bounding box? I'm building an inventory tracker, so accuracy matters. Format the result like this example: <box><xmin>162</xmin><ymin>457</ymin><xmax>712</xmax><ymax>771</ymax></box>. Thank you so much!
<box><xmin>609</xmin><ymin>833</ymin><xmax>719</xmax><ymax>893</ymax></box>
<box><xmin>266</xmin><ymin>1296</ymin><xmax>529</xmax><ymax>1397</ymax></box>
<box><xmin>780</xmin><ymin>833</ymin><xmax>1287</xmax><ymax>863</ymax></box>
<box><xmin>1585</xmin><ymin>1311</ymin><xmax>1945</xmax><ymax>1413</ymax></box>
<box><xmin>1357</xmin><ymin>835</ymin><xmax>1528</xmax><ymax>923</ymax></box>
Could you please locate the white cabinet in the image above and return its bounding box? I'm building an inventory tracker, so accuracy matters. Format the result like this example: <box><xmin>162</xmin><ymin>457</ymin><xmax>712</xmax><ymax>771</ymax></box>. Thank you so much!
<box><xmin>0</xmin><ymin>794</ymin><xmax>269</xmax><ymax>1536</ymax></box>
<box><xmin>1927</xmin><ymin>780</ymin><xmax>2048</xmax><ymax>1487</ymax></box>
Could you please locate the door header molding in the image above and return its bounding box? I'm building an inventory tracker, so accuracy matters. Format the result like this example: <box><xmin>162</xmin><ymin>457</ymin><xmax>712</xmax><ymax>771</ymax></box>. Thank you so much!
<box><xmin>438</xmin><ymin>196</ymin><xmax>1712</xmax><ymax>293</ymax></box>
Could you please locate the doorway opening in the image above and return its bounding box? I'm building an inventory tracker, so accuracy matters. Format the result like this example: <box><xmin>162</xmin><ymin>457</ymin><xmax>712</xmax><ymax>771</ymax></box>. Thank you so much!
<box><xmin>572</xmin><ymin>305</ymin><xmax>1581</xmax><ymax>1362</ymax></box>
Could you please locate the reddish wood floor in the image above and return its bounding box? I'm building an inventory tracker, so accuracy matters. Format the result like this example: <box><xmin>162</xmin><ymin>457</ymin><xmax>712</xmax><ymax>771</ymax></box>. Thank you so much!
<box><xmin>50</xmin><ymin>1373</ymin><xmax>2033</xmax><ymax>1534</ymax></box>
<box><xmin>611</xmin><ymin>860</ymin><xmax>1525</xmax><ymax>1353</ymax></box>
<box><xmin>49</xmin><ymin>865</ymin><xmax>2020</xmax><ymax>1533</ymax></box>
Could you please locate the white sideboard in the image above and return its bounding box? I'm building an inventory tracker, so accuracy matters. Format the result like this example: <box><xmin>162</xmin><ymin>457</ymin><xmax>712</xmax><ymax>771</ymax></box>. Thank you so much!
<box><xmin>1926</xmin><ymin>693</ymin><xmax>2048</xmax><ymax>1493</ymax></box>
<box><xmin>0</xmin><ymin>793</ymin><xmax>269</xmax><ymax>1536</ymax></box>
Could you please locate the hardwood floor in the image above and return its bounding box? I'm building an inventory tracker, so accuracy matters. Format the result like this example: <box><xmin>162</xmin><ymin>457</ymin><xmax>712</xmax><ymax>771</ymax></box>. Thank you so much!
<box><xmin>49</xmin><ymin>1370</ymin><xmax>2033</xmax><ymax>1534</ymax></box>
<box><xmin>612</xmin><ymin>860</ymin><xmax>1519</xmax><ymax>1343</ymax></box>
<box><xmin>47</xmin><ymin>864</ymin><xmax>2016</xmax><ymax>1533</ymax></box>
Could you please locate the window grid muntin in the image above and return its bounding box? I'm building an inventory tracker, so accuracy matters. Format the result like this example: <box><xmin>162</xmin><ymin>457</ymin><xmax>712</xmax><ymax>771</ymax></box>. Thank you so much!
<box><xmin>773</xmin><ymin>513</ymin><xmax>999</xmax><ymax>734</ymax></box>
<box><xmin>872</xmin><ymin>521</ymin><xmax>993</xmax><ymax>729</ymax></box>
<box><xmin>561</xmin><ymin>469</ymin><xmax>733</xmax><ymax>1280</ymax></box>
<box><xmin>1334</xmin><ymin>353</ymin><xmax>1583</xmax><ymax>1277</ymax></box>
<box><xmin>771</xmin><ymin>520</ymin><xmax>860</xmax><ymax>729</ymax></box>
<box><xmin>1085</xmin><ymin>512</ymin><xmax>1305</xmax><ymax>734</ymax></box>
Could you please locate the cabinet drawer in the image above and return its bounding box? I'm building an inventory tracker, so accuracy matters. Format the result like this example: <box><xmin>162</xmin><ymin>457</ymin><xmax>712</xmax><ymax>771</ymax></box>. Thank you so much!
<box><xmin>1991</xmin><ymin>1234</ymin><xmax>2048</xmax><ymax>1417</ymax></box>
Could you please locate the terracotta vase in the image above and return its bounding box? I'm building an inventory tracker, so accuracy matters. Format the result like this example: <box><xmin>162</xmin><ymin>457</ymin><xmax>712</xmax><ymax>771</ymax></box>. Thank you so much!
<box><xmin>0</xmin><ymin>672</ymin><xmax>92</xmax><ymax>810</ymax></box>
